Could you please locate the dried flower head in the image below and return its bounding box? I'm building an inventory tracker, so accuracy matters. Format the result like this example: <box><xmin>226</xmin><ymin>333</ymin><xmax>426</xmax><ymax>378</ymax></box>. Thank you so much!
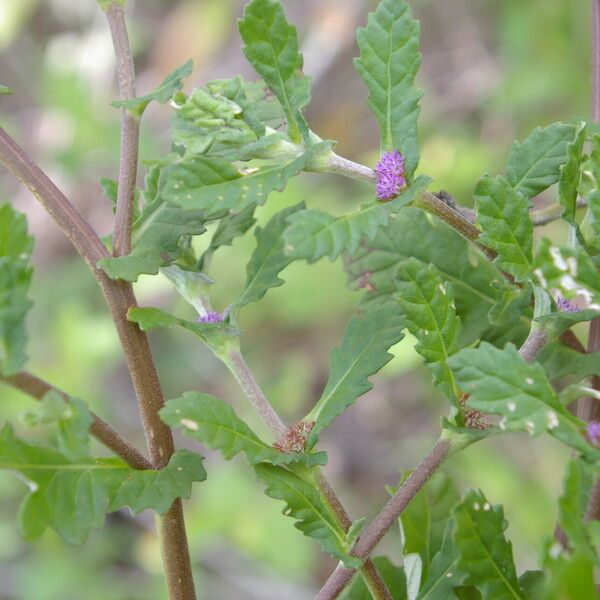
<box><xmin>587</xmin><ymin>421</ymin><xmax>600</xmax><ymax>445</ymax></box>
<box><xmin>375</xmin><ymin>150</ymin><xmax>406</xmax><ymax>200</ymax></box>
<box><xmin>196</xmin><ymin>310</ymin><xmax>223</xmax><ymax>324</ymax></box>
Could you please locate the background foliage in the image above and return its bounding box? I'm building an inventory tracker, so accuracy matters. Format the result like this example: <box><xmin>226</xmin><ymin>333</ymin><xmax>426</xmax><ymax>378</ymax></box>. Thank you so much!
<box><xmin>0</xmin><ymin>0</ymin><xmax>594</xmax><ymax>598</ymax></box>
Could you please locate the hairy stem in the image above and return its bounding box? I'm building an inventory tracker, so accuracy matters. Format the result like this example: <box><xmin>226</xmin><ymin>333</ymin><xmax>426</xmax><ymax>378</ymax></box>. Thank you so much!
<box><xmin>0</xmin><ymin>111</ymin><xmax>195</xmax><ymax>600</ymax></box>
<box><xmin>0</xmin><ymin>371</ymin><xmax>152</xmax><ymax>470</ymax></box>
<box><xmin>223</xmin><ymin>348</ymin><xmax>287</xmax><ymax>437</ymax></box>
<box><xmin>221</xmin><ymin>347</ymin><xmax>393</xmax><ymax>599</ymax></box>
<box><xmin>105</xmin><ymin>2</ymin><xmax>140</xmax><ymax>257</ymax></box>
<box><xmin>518</xmin><ymin>328</ymin><xmax>549</xmax><ymax>364</ymax></box>
<box><xmin>315</xmin><ymin>474</ymin><xmax>393</xmax><ymax>600</ymax></box>
<box><xmin>315</xmin><ymin>439</ymin><xmax>452</xmax><ymax>600</ymax></box>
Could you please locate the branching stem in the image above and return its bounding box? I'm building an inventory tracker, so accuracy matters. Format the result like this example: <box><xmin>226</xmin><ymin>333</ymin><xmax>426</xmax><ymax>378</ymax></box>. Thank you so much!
<box><xmin>0</xmin><ymin>371</ymin><xmax>152</xmax><ymax>470</ymax></box>
<box><xmin>315</xmin><ymin>439</ymin><xmax>452</xmax><ymax>600</ymax></box>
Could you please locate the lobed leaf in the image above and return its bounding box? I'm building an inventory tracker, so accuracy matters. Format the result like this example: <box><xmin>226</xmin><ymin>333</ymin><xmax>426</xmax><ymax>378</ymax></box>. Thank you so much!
<box><xmin>474</xmin><ymin>175</ymin><xmax>533</xmax><ymax>282</ymax></box>
<box><xmin>23</xmin><ymin>392</ymin><xmax>92</xmax><ymax>461</ymax></box>
<box><xmin>395</xmin><ymin>258</ymin><xmax>461</xmax><ymax>404</ymax></box>
<box><xmin>236</xmin><ymin>202</ymin><xmax>304</xmax><ymax>310</ymax></box>
<box><xmin>416</xmin><ymin>519</ymin><xmax>466</xmax><ymax>600</ymax></box>
<box><xmin>557</xmin><ymin>460</ymin><xmax>598</xmax><ymax>562</ymax></box>
<box><xmin>452</xmin><ymin>490</ymin><xmax>525</xmax><ymax>599</ymax></box>
<box><xmin>505</xmin><ymin>122</ymin><xmax>576</xmax><ymax>198</ymax></box>
<box><xmin>345</xmin><ymin>207</ymin><xmax>527</xmax><ymax>346</ymax></box>
<box><xmin>238</xmin><ymin>0</ymin><xmax>311</xmax><ymax>144</ymax></box>
<box><xmin>160</xmin><ymin>392</ymin><xmax>327</xmax><ymax>467</ymax></box>
<box><xmin>306</xmin><ymin>302</ymin><xmax>405</xmax><ymax>449</ymax></box>
<box><xmin>0</xmin><ymin>424</ymin><xmax>205</xmax><ymax>544</ymax></box>
<box><xmin>112</xmin><ymin>59</ymin><xmax>193</xmax><ymax>116</ymax></box>
<box><xmin>98</xmin><ymin>166</ymin><xmax>207</xmax><ymax>281</ymax></box>
<box><xmin>448</xmin><ymin>343</ymin><xmax>599</xmax><ymax>461</ymax></box>
<box><xmin>161</xmin><ymin>143</ymin><xmax>325</xmax><ymax>218</ymax></box>
<box><xmin>254</xmin><ymin>463</ymin><xmax>360</xmax><ymax>567</ymax></box>
<box><xmin>198</xmin><ymin>203</ymin><xmax>257</xmax><ymax>270</ymax></box>
<box><xmin>284</xmin><ymin>176</ymin><xmax>430</xmax><ymax>263</ymax></box>
<box><xmin>354</xmin><ymin>0</ymin><xmax>422</xmax><ymax>178</ymax></box>
<box><xmin>0</xmin><ymin>203</ymin><xmax>34</xmax><ymax>376</ymax></box>
<box><xmin>558</xmin><ymin>123</ymin><xmax>586</xmax><ymax>225</ymax></box>
<box><xmin>400</xmin><ymin>473</ymin><xmax>460</xmax><ymax>583</ymax></box>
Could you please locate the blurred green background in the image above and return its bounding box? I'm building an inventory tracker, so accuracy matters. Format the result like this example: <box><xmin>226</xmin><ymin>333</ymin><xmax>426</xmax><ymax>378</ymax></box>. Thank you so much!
<box><xmin>0</xmin><ymin>0</ymin><xmax>593</xmax><ymax>598</ymax></box>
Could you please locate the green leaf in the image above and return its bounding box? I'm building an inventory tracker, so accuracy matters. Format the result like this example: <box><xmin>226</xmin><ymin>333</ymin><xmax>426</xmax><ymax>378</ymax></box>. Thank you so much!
<box><xmin>160</xmin><ymin>392</ymin><xmax>327</xmax><ymax>467</ymax></box>
<box><xmin>533</xmin><ymin>239</ymin><xmax>600</xmax><ymax>309</ymax></box>
<box><xmin>558</xmin><ymin>459</ymin><xmax>598</xmax><ymax>561</ymax></box>
<box><xmin>112</xmin><ymin>59</ymin><xmax>193</xmax><ymax>116</ymax></box>
<box><xmin>416</xmin><ymin>519</ymin><xmax>466</xmax><ymax>600</ymax></box>
<box><xmin>198</xmin><ymin>204</ymin><xmax>257</xmax><ymax>270</ymax></box>
<box><xmin>0</xmin><ymin>204</ymin><xmax>34</xmax><ymax>376</ymax></box>
<box><xmin>160</xmin><ymin>265</ymin><xmax>213</xmax><ymax>314</ymax></box>
<box><xmin>161</xmin><ymin>144</ymin><xmax>325</xmax><ymax>218</ymax></box>
<box><xmin>535</xmin><ymin>309</ymin><xmax>600</xmax><ymax>338</ymax></box>
<box><xmin>453</xmin><ymin>490</ymin><xmax>525</xmax><ymax>599</ymax></box>
<box><xmin>395</xmin><ymin>258</ymin><xmax>461</xmax><ymax>404</ymax></box>
<box><xmin>345</xmin><ymin>207</ymin><xmax>525</xmax><ymax>346</ymax></box>
<box><xmin>341</xmin><ymin>556</ymin><xmax>407</xmax><ymax>600</ymax></box>
<box><xmin>0</xmin><ymin>85</ymin><xmax>14</xmax><ymax>95</ymax></box>
<box><xmin>22</xmin><ymin>392</ymin><xmax>92</xmax><ymax>461</ymax></box>
<box><xmin>236</xmin><ymin>202</ymin><xmax>304</xmax><ymax>310</ymax></box>
<box><xmin>238</xmin><ymin>0</ymin><xmax>311</xmax><ymax>144</ymax></box>
<box><xmin>171</xmin><ymin>86</ymin><xmax>258</xmax><ymax>157</ymax></box>
<box><xmin>474</xmin><ymin>175</ymin><xmax>533</xmax><ymax>282</ymax></box>
<box><xmin>400</xmin><ymin>473</ymin><xmax>460</xmax><ymax>582</ymax></box>
<box><xmin>487</xmin><ymin>282</ymin><xmax>532</xmax><ymax>327</ymax></box>
<box><xmin>404</xmin><ymin>554</ymin><xmax>423</xmax><ymax>600</ymax></box>
<box><xmin>558</xmin><ymin>123</ymin><xmax>586</xmax><ymax>225</ymax></box>
<box><xmin>541</xmin><ymin>550</ymin><xmax>597</xmax><ymax>600</ymax></box>
<box><xmin>345</xmin><ymin>517</ymin><xmax>366</xmax><ymax>550</ymax></box>
<box><xmin>449</xmin><ymin>343</ymin><xmax>599</xmax><ymax>461</ymax></box>
<box><xmin>127</xmin><ymin>306</ymin><xmax>240</xmax><ymax>354</ymax></box>
<box><xmin>538</xmin><ymin>343</ymin><xmax>600</xmax><ymax>381</ymax></box>
<box><xmin>0</xmin><ymin>424</ymin><xmax>205</xmax><ymax>544</ymax></box>
<box><xmin>306</xmin><ymin>303</ymin><xmax>405</xmax><ymax>448</ymax></box>
<box><xmin>98</xmin><ymin>166</ymin><xmax>207</xmax><ymax>281</ymax></box>
<box><xmin>254</xmin><ymin>463</ymin><xmax>360</xmax><ymax>567</ymax></box>
<box><xmin>354</xmin><ymin>0</ymin><xmax>422</xmax><ymax>178</ymax></box>
<box><xmin>505</xmin><ymin>122</ymin><xmax>576</xmax><ymax>198</ymax></box>
<box><xmin>580</xmin><ymin>189</ymin><xmax>600</xmax><ymax>253</ymax></box>
<box><xmin>284</xmin><ymin>176</ymin><xmax>430</xmax><ymax>262</ymax></box>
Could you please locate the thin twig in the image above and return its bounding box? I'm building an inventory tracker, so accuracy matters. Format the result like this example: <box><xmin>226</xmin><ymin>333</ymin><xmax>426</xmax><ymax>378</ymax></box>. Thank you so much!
<box><xmin>0</xmin><ymin>371</ymin><xmax>152</xmax><ymax>470</ymax></box>
<box><xmin>531</xmin><ymin>198</ymin><xmax>587</xmax><ymax>226</ymax></box>
<box><xmin>220</xmin><ymin>347</ymin><xmax>393</xmax><ymax>600</ymax></box>
<box><xmin>105</xmin><ymin>2</ymin><xmax>140</xmax><ymax>257</ymax></box>
<box><xmin>315</xmin><ymin>439</ymin><xmax>452</xmax><ymax>600</ymax></box>
<box><xmin>223</xmin><ymin>348</ymin><xmax>287</xmax><ymax>437</ymax></box>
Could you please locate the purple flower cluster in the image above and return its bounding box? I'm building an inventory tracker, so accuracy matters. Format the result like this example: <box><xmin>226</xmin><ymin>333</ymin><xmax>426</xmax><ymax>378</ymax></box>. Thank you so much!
<box><xmin>555</xmin><ymin>294</ymin><xmax>579</xmax><ymax>313</ymax></box>
<box><xmin>374</xmin><ymin>150</ymin><xmax>406</xmax><ymax>201</ymax></box>
<box><xmin>587</xmin><ymin>421</ymin><xmax>600</xmax><ymax>445</ymax></box>
<box><xmin>197</xmin><ymin>310</ymin><xmax>223</xmax><ymax>324</ymax></box>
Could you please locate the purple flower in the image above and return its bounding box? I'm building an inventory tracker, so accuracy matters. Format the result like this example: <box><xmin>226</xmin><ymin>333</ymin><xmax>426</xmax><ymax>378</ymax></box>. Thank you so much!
<box><xmin>587</xmin><ymin>421</ymin><xmax>600</xmax><ymax>445</ymax></box>
<box><xmin>196</xmin><ymin>310</ymin><xmax>223</xmax><ymax>324</ymax></box>
<box><xmin>375</xmin><ymin>150</ymin><xmax>406</xmax><ymax>201</ymax></box>
<box><xmin>555</xmin><ymin>294</ymin><xmax>579</xmax><ymax>313</ymax></box>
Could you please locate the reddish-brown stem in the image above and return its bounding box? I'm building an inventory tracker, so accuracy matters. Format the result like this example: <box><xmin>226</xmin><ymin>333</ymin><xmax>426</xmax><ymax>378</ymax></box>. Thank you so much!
<box><xmin>220</xmin><ymin>346</ymin><xmax>392</xmax><ymax>599</ymax></box>
<box><xmin>106</xmin><ymin>2</ymin><xmax>140</xmax><ymax>257</ymax></box>
<box><xmin>0</xmin><ymin>371</ymin><xmax>152</xmax><ymax>470</ymax></box>
<box><xmin>0</xmin><ymin>102</ymin><xmax>194</xmax><ymax>600</ymax></box>
<box><xmin>315</xmin><ymin>439</ymin><xmax>451</xmax><ymax>600</ymax></box>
